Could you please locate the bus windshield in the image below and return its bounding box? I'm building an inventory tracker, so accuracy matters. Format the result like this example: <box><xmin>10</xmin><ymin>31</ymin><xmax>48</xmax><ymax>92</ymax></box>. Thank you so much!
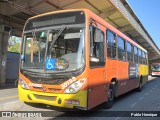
<box><xmin>21</xmin><ymin>26</ymin><xmax>85</xmax><ymax>73</ymax></box>
<box><xmin>21</xmin><ymin>11</ymin><xmax>85</xmax><ymax>73</ymax></box>
<box><xmin>151</xmin><ymin>63</ymin><xmax>160</xmax><ymax>72</ymax></box>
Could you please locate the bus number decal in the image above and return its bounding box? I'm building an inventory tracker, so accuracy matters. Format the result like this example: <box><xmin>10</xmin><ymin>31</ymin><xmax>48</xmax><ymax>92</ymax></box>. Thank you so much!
<box><xmin>29</xmin><ymin>83</ymin><xmax>42</xmax><ymax>87</ymax></box>
<box><xmin>61</xmin><ymin>77</ymin><xmax>76</xmax><ymax>89</ymax></box>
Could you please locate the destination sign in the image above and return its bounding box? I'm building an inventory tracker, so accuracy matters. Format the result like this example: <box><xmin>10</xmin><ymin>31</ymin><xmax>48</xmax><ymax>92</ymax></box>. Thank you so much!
<box><xmin>24</xmin><ymin>11</ymin><xmax>85</xmax><ymax>31</ymax></box>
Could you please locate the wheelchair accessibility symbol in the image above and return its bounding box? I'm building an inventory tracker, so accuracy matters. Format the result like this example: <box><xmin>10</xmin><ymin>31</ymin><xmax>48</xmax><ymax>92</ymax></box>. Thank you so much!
<box><xmin>46</xmin><ymin>58</ymin><xmax>56</xmax><ymax>70</ymax></box>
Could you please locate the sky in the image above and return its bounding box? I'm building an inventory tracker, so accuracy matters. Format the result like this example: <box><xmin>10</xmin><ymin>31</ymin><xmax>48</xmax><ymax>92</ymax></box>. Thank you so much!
<box><xmin>127</xmin><ymin>0</ymin><xmax>160</xmax><ymax>49</ymax></box>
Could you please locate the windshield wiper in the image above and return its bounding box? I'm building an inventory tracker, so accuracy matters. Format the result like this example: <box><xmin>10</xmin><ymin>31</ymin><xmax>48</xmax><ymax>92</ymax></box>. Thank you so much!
<box><xmin>49</xmin><ymin>25</ymin><xmax>67</xmax><ymax>52</ymax></box>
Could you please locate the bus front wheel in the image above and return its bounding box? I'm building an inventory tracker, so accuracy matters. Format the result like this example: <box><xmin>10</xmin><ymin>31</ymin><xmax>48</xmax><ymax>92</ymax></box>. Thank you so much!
<box><xmin>105</xmin><ymin>84</ymin><xmax>115</xmax><ymax>109</ymax></box>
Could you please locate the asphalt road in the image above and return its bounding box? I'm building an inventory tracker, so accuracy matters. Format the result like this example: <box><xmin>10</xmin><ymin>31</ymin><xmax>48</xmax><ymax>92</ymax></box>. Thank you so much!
<box><xmin>1</xmin><ymin>76</ymin><xmax>160</xmax><ymax>120</ymax></box>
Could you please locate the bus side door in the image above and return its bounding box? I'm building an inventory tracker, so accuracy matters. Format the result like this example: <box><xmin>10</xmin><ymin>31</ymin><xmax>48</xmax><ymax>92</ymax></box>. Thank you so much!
<box><xmin>87</xmin><ymin>24</ymin><xmax>107</xmax><ymax>109</ymax></box>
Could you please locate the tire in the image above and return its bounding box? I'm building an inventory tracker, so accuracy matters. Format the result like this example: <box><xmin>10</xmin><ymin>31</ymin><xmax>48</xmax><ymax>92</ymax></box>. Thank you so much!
<box><xmin>137</xmin><ymin>77</ymin><xmax>143</xmax><ymax>92</ymax></box>
<box><xmin>105</xmin><ymin>84</ymin><xmax>115</xmax><ymax>109</ymax></box>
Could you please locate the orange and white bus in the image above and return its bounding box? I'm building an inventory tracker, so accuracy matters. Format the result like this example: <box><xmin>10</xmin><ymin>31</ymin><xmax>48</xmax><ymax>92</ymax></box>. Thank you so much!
<box><xmin>151</xmin><ymin>63</ymin><xmax>160</xmax><ymax>76</ymax></box>
<box><xmin>18</xmin><ymin>9</ymin><xmax>148</xmax><ymax>110</ymax></box>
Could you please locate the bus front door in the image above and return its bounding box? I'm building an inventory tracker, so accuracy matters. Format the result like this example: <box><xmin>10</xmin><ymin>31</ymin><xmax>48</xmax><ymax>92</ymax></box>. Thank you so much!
<box><xmin>88</xmin><ymin>68</ymin><xmax>107</xmax><ymax>109</ymax></box>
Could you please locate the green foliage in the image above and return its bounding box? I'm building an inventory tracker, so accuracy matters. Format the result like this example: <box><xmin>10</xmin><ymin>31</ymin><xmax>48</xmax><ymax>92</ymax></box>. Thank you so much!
<box><xmin>8</xmin><ymin>36</ymin><xmax>21</xmax><ymax>53</ymax></box>
<box><xmin>8</xmin><ymin>43</ymin><xmax>20</xmax><ymax>53</ymax></box>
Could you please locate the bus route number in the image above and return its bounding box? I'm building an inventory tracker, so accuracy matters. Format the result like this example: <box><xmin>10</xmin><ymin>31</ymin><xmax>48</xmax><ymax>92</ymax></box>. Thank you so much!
<box><xmin>61</xmin><ymin>77</ymin><xmax>76</xmax><ymax>89</ymax></box>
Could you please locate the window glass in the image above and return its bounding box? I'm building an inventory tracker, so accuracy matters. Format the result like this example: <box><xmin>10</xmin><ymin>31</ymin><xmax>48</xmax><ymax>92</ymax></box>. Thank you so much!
<box><xmin>107</xmin><ymin>30</ymin><xmax>116</xmax><ymax>58</ymax></box>
<box><xmin>138</xmin><ymin>49</ymin><xmax>142</xmax><ymax>56</ymax></box>
<box><xmin>138</xmin><ymin>49</ymin><xmax>142</xmax><ymax>64</ymax></box>
<box><xmin>94</xmin><ymin>33</ymin><xmax>104</xmax><ymax>61</ymax></box>
<box><xmin>90</xmin><ymin>26</ymin><xmax>105</xmax><ymax>67</ymax></box>
<box><xmin>134</xmin><ymin>46</ymin><xmax>138</xmax><ymax>63</ymax></box>
<box><xmin>127</xmin><ymin>42</ymin><xmax>132</xmax><ymax>52</ymax></box>
<box><xmin>117</xmin><ymin>36</ymin><xmax>126</xmax><ymax>61</ymax></box>
<box><xmin>142</xmin><ymin>51</ymin><xmax>146</xmax><ymax>64</ymax></box>
<box><xmin>134</xmin><ymin>47</ymin><xmax>138</xmax><ymax>55</ymax></box>
<box><xmin>117</xmin><ymin>37</ymin><xmax>125</xmax><ymax>50</ymax></box>
<box><xmin>127</xmin><ymin>42</ymin><xmax>132</xmax><ymax>62</ymax></box>
<box><xmin>107</xmin><ymin>30</ymin><xmax>115</xmax><ymax>45</ymax></box>
<box><xmin>145</xmin><ymin>52</ymin><xmax>147</xmax><ymax>65</ymax></box>
<box><xmin>22</xmin><ymin>27</ymin><xmax>85</xmax><ymax>72</ymax></box>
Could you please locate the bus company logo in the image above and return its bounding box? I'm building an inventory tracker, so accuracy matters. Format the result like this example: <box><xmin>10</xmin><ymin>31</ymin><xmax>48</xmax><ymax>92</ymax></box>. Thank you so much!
<box><xmin>2</xmin><ymin>112</ymin><xmax>11</xmax><ymax>117</ymax></box>
<box><xmin>42</xmin><ymin>86</ymin><xmax>47</xmax><ymax>91</ymax></box>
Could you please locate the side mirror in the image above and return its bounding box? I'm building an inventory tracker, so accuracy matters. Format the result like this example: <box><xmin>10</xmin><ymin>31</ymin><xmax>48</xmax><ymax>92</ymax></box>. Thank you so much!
<box><xmin>90</xmin><ymin>56</ymin><xmax>99</xmax><ymax>62</ymax></box>
<box><xmin>94</xmin><ymin>29</ymin><xmax>102</xmax><ymax>42</ymax></box>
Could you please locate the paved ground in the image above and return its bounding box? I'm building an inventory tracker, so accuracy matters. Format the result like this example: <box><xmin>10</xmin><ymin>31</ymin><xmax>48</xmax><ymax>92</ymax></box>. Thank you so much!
<box><xmin>0</xmin><ymin>88</ymin><xmax>18</xmax><ymax>104</ymax></box>
<box><xmin>0</xmin><ymin>76</ymin><xmax>160</xmax><ymax>120</ymax></box>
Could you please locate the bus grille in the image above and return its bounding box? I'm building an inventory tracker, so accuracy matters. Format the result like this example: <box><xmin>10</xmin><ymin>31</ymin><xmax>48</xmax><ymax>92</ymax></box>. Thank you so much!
<box><xmin>34</xmin><ymin>94</ymin><xmax>56</xmax><ymax>101</ymax></box>
<box><xmin>24</xmin><ymin>73</ymin><xmax>69</xmax><ymax>85</ymax></box>
<box><xmin>29</xmin><ymin>77</ymin><xmax>65</xmax><ymax>85</ymax></box>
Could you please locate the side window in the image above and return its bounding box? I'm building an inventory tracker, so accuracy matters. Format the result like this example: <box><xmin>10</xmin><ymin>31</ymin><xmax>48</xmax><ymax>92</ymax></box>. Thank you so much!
<box><xmin>117</xmin><ymin>36</ymin><xmax>126</xmax><ymax>61</ymax></box>
<box><xmin>140</xmin><ymin>50</ymin><xmax>143</xmax><ymax>64</ymax></box>
<box><xmin>145</xmin><ymin>52</ymin><xmax>148</xmax><ymax>65</ymax></box>
<box><xmin>90</xmin><ymin>25</ymin><xmax>105</xmax><ymax>67</ymax></box>
<box><xmin>142</xmin><ymin>51</ymin><xmax>146</xmax><ymax>65</ymax></box>
<box><xmin>134</xmin><ymin>46</ymin><xmax>138</xmax><ymax>63</ymax></box>
<box><xmin>138</xmin><ymin>49</ymin><xmax>142</xmax><ymax>64</ymax></box>
<box><xmin>107</xmin><ymin>30</ymin><xmax>116</xmax><ymax>59</ymax></box>
<box><xmin>127</xmin><ymin>42</ymin><xmax>132</xmax><ymax>62</ymax></box>
<box><xmin>142</xmin><ymin>51</ymin><xmax>144</xmax><ymax>64</ymax></box>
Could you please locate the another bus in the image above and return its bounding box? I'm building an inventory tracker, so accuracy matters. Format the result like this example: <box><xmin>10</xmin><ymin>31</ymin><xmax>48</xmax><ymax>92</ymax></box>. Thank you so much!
<box><xmin>151</xmin><ymin>63</ymin><xmax>160</xmax><ymax>76</ymax></box>
<box><xmin>18</xmin><ymin>9</ymin><xmax>148</xmax><ymax>110</ymax></box>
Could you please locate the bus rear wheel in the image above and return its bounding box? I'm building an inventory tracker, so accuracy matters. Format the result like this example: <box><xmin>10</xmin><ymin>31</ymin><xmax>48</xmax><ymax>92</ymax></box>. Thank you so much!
<box><xmin>105</xmin><ymin>84</ymin><xmax>115</xmax><ymax>109</ymax></box>
<box><xmin>137</xmin><ymin>76</ymin><xmax>143</xmax><ymax>92</ymax></box>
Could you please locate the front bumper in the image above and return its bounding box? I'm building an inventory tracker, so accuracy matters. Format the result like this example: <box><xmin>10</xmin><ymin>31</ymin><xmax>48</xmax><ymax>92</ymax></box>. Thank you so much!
<box><xmin>18</xmin><ymin>85</ymin><xmax>87</xmax><ymax>109</ymax></box>
<box><xmin>152</xmin><ymin>72</ymin><xmax>160</xmax><ymax>76</ymax></box>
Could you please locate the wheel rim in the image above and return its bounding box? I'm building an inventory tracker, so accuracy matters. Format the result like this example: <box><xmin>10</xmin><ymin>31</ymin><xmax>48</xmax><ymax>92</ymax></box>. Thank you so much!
<box><xmin>108</xmin><ymin>88</ymin><xmax>114</xmax><ymax>102</ymax></box>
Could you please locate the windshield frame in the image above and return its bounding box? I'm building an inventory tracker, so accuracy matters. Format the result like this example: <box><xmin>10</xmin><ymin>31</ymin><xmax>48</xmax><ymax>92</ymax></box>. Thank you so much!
<box><xmin>20</xmin><ymin>24</ymin><xmax>86</xmax><ymax>74</ymax></box>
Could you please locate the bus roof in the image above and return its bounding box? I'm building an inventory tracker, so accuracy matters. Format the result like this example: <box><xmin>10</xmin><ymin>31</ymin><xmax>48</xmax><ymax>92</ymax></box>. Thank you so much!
<box><xmin>25</xmin><ymin>9</ymin><xmax>147</xmax><ymax>53</ymax></box>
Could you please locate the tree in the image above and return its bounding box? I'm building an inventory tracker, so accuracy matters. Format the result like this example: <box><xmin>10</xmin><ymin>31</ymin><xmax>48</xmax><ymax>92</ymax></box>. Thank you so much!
<box><xmin>8</xmin><ymin>42</ymin><xmax>20</xmax><ymax>53</ymax></box>
<box><xmin>8</xmin><ymin>36</ymin><xmax>21</xmax><ymax>53</ymax></box>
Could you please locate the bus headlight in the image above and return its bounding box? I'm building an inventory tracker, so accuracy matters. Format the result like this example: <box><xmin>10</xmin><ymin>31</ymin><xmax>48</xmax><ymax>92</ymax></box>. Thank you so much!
<box><xmin>19</xmin><ymin>78</ymin><xmax>29</xmax><ymax>90</ymax></box>
<box><xmin>64</xmin><ymin>78</ymin><xmax>86</xmax><ymax>93</ymax></box>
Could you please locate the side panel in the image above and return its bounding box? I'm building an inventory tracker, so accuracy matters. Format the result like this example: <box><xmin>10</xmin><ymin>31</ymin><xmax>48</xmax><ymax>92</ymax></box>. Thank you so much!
<box><xmin>139</xmin><ymin>64</ymin><xmax>148</xmax><ymax>84</ymax></box>
<box><xmin>87</xmin><ymin>68</ymin><xmax>107</xmax><ymax>109</ymax></box>
<box><xmin>117</xmin><ymin>61</ymin><xmax>132</xmax><ymax>96</ymax></box>
<box><xmin>87</xmin><ymin>20</ymin><xmax>108</xmax><ymax>110</ymax></box>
